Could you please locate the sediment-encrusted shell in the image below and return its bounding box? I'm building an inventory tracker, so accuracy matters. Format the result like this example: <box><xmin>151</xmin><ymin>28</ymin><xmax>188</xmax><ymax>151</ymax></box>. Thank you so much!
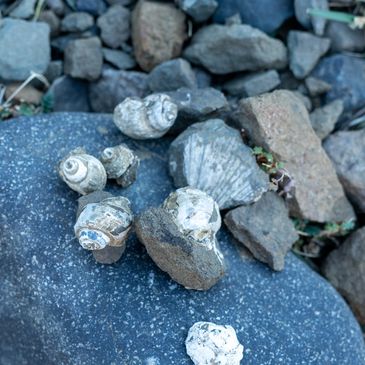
<box><xmin>100</xmin><ymin>144</ymin><xmax>140</xmax><ymax>187</ymax></box>
<box><xmin>58</xmin><ymin>147</ymin><xmax>107</xmax><ymax>195</ymax></box>
<box><xmin>186</xmin><ymin>322</ymin><xmax>244</xmax><ymax>365</ymax></box>
<box><xmin>113</xmin><ymin>94</ymin><xmax>178</xmax><ymax>139</ymax></box>
<box><xmin>168</xmin><ymin>119</ymin><xmax>269</xmax><ymax>209</ymax></box>
<box><xmin>74</xmin><ymin>196</ymin><xmax>133</xmax><ymax>250</ymax></box>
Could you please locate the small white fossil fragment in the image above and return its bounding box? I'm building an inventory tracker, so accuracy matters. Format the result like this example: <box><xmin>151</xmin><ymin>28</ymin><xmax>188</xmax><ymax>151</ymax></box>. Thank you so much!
<box><xmin>113</xmin><ymin>93</ymin><xmax>178</xmax><ymax>139</ymax></box>
<box><xmin>186</xmin><ymin>321</ymin><xmax>244</xmax><ymax>365</ymax></box>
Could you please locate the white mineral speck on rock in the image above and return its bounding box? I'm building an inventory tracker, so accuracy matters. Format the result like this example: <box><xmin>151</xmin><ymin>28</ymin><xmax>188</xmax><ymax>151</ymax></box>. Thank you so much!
<box><xmin>186</xmin><ymin>321</ymin><xmax>244</xmax><ymax>365</ymax></box>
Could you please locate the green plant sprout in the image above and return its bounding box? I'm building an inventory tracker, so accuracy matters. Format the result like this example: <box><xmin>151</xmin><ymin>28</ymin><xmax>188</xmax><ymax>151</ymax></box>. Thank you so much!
<box><xmin>308</xmin><ymin>8</ymin><xmax>365</xmax><ymax>29</ymax></box>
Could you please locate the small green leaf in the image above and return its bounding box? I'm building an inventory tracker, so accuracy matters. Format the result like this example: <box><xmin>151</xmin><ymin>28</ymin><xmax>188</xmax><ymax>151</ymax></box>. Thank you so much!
<box><xmin>252</xmin><ymin>146</ymin><xmax>264</xmax><ymax>155</ymax></box>
<box><xmin>307</xmin><ymin>8</ymin><xmax>354</xmax><ymax>23</ymax></box>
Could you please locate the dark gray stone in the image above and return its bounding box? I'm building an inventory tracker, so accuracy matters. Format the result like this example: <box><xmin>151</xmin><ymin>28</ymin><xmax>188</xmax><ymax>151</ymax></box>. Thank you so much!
<box><xmin>61</xmin><ymin>12</ymin><xmax>94</xmax><ymax>33</ymax></box>
<box><xmin>305</xmin><ymin>76</ymin><xmax>331</xmax><ymax>97</ymax></box>
<box><xmin>294</xmin><ymin>0</ymin><xmax>328</xmax><ymax>36</ymax></box>
<box><xmin>102</xmin><ymin>48</ymin><xmax>136</xmax><ymax>70</ymax></box>
<box><xmin>223</xmin><ymin>70</ymin><xmax>280</xmax><ymax>97</ymax></box>
<box><xmin>1</xmin><ymin>112</ymin><xmax>364</xmax><ymax>364</ymax></box>
<box><xmin>193</xmin><ymin>67</ymin><xmax>212</xmax><ymax>88</ymax></box>
<box><xmin>46</xmin><ymin>0</ymin><xmax>65</xmax><ymax>16</ymax></box>
<box><xmin>51</xmin><ymin>32</ymin><xmax>97</xmax><ymax>54</ymax></box>
<box><xmin>97</xmin><ymin>4</ymin><xmax>130</xmax><ymax>49</ymax></box>
<box><xmin>0</xmin><ymin>19</ymin><xmax>50</xmax><ymax>81</ymax></box>
<box><xmin>177</xmin><ymin>0</ymin><xmax>218</xmax><ymax>22</ymax></box>
<box><xmin>312</xmin><ymin>54</ymin><xmax>365</xmax><ymax>113</ymax></box>
<box><xmin>288</xmin><ymin>31</ymin><xmax>330</xmax><ymax>79</ymax></box>
<box><xmin>183</xmin><ymin>24</ymin><xmax>287</xmax><ymax>75</ymax></box>
<box><xmin>89</xmin><ymin>68</ymin><xmax>148</xmax><ymax>112</ymax></box>
<box><xmin>38</xmin><ymin>10</ymin><xmax>60</xmax><ymax>37</ymax></box>
<box><xmin>76</xmin><ymin>0</ymin><xmax>107</xmax><ymax>15</ymax></box>
<box><xmin>224</xmin><ymin>192</ymin><xmax>298</xmax><ymax>271</ymax></box>
<box><xmin>45</xmin><ymin>75</ymin><xmax>91</xmax><ymax>112</ymax></box>
<box><xmin>166</xmin><ymin>87</ymin><xmax>228</xmax><ymax>134</ymax></box>
<box><xmin>310</xmin><ymin>99</ymin><xmax>344</xmax><ymax>140</ymax></box>
<box><xmin>323</xmin><ymin>227</ymin><xmax>365</xmax><ymax>326</ymax></box>
<box><xmin>213</xmin><ymin>0</ymin><xmax>293</xmax><ymax>34</ymax></box>
<box><xmin>147</xmin><ymin>58</ymin><xmax>197</xmax><ymax>92</ymax></box>
<box><xmin>44</xmin><ymin>60</ymin><xmax>64</xmax><ymax>84</ymax></box>
<box><xmin>323</xmin><ymin>129</ymin><xmax>365</xmax><ymax>213</ymax></box>
<box><xmin>64</xmin><ymin>37</ymin><xmax>103</xmax><ymax>81</ymax></box>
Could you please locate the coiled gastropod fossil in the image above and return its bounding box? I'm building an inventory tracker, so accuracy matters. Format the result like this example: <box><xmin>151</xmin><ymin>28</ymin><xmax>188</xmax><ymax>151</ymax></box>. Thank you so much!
<box><xmin>58</xmin><ymin>147</ymin><xmax>107</xmax><ymax>195</ymax></box>
<box><xmin>100</xmin><ymin>144</ymin><xmax>140</xmax><ymax>188</ymax></box>
<box><xmin>113</xmin><ymin>93</ymin><xmax>178</xmax><ymax>139</ymax></box>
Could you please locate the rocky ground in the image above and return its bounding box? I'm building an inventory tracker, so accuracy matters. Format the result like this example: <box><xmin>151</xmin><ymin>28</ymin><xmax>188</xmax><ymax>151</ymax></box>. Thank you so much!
<box><xmin>0</xmin><ymin>0</ymin><xmax>365</xmax><ymax>363</ymax></box>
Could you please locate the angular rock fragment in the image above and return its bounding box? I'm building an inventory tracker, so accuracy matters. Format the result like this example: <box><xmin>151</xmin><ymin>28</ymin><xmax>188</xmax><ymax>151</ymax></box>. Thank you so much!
<box><xmin>310</xmin><ymin>100</ymin><xmax>344</xmax><ymax>140</ymax></box>
<box><xmin>237</xmin><ymin>90</ymin><xmax>355</xmax><ymax>222</ymax></box>
<box><xmin>102</xmin><ymin>48</ymin><xmax>136</xmax><ymax>70</ymax></box>
<box><xmin>324</xmin><ymin>129</ymin><xmax>365</xmax><ymax>213</ymax></box>
<box><xmin>61</xmin><ymin>12</ymin><xmax>94</xmax><ymax>32</ymax></box>
<box><xmin>135</xmin><ymin>187</ymin><xmax>225</xmax><ymax>290</ymax></box>
<box><xmin>292</xmin><ymin>91</ymin><xmax>312</xmax><ymax>111</ymax></box>
<box><xmin>177</xmin><ymin>0</ymin><xmax>218</xmax><ymax>22</ymax></box>
<box><xmin>169</xmin><ymin>119</ymin><xmax>269</xmax><ymax>209</ymax></box>
<box><xmin>183</xmin><ymin>24</ymin><xmax>287</xmax><ymax>75</ymax></box>
<box><xmin>294</xmin><ymin>0</ymin><xmax>328</xmax><ymax>35</ymax></box>
<box><xmin>38</xmin><ymin>10</ymin><xmax>60</xmax><ymax>36</ymax></box>
<box><xmin>8</xmin><ymin>0</ymin><xmax>36</xmax><ymax>19</ymax></box>
<box><xmin>288</xmin><ymin>31</ymin><xmax>330</xmax><ymax>79</ymax></box>
<box><xmin>132</xmin><ymin>0</ymin><xmax>186</xmax><ymax>71</ymax></box>
<box><xmin>305</xmin><ymin>76</ymin><xmax>331</xmax><ymax>97</ymax></box>
<box><xmin>76</xmin><ymin>0</ymin><xmax>106</xmax><ymax>15</ymax></box>
<box><xmin>323</xmin><ymin>227</ymin><xmax>365</xmax><ymax>325</ymax></box>
<box><xmin>225</xmin><ymin>192</ymin><xmax>298</xmax><ymax>271</ymax></box>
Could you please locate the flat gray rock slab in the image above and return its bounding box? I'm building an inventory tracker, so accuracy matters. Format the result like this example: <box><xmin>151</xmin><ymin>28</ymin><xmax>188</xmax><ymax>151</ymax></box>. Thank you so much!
<box><xmin>0</xmin><ymin>113</ymin><xmax>364</xmax><ymax>365</ymax></box>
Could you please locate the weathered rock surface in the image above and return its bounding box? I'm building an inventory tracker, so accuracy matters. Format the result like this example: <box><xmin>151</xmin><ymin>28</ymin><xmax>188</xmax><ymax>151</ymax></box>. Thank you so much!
<box><xmin>61</xmin><ymin>12</ymin><xmax>94</xmax><ymax>32</ymax></box>
<box><xmin>0</xmin><ymin>19</ymin><xmax>50</xmax><ymax>80</ymax></box>
<box><xmin>8</xmin><ymin>0</ymin><xmax>36</xmax><ymax>19</ymax></box>
<box><xmin>305</xmin><ymin>76</ymin><xmax>331</xmax><ymax>97</ymax></box>
<box><xmin>147</xmin><ymin>58</ymin><xmax>197</xmax><ymax>92</ymax></box>
<box><xmin>38</xmin><ymin>10</ymin><xmax>60</xmax><ymax>36</ymax></box>
<box><xmin>310</xmin><ymin>100</ymin><xmax>344</xmax><ymax>140</ymax></box>
<box><xmin>324</xmin><ymin>129</ymin><xmax>365</xmax><ymax>213</ymax></box>
<box><xmin>294</xmin><ymin>0</ymin><xmax>328</xmax><ymax>35</ymax></box>
<box><xmin>169</xmin><ymin>119</ymin><xmax>269</xmax><ymax>209</ymax></box>
<box><xmin>225</xmin><ymin>192</ymin><xmax>298</xmax><ymax>271</ymax></box>
<box><xmin>132</xmin><ymin>0</ymin><xmax>186</xmax><ymax>71</ymax></box>
<box><xmin>288</xmin><ymin>31</ymin><xmax>330</xmax><ymax>79</ymax></box>
<box><xmin>323</xmin><ymin>227</ymin><xmax>365</xmax><ymax>325</ymax></box>
<box><xmin>183</xmin><ymin>24</ymin><xmax>287</xmax><ymax>75</ymax></box>
<box><xmin>0</xmin><ymin>113</ymin><xmax>364</xmax><ymax>364</ymax></box>
<box><xmin>213</xmin><ymin>0</ymin><xmax>293</xmax><ymax>34</ymax></box>
<box><xmin>89</xmin><ymin>68</ymin><xmax>148</xmax><ymax>112</ymax></box>
<box><xmin>237</xmin><ymin>90</ymin><xmax>355</xmax><ymax>222</ymax></box>
<box><xmin>102</xmin><ymin>48</ymin><xmax>136</xmax><ymax>70</ymax></box>
<box><xmin>76</xmin><ymin>0</ymin><xmax>107</xmax><ymax>15</ymax></box>
<box><xmin>177</xmin><ymin>0</ymin><xmax>217</xmax><ymax>22</ymax></box>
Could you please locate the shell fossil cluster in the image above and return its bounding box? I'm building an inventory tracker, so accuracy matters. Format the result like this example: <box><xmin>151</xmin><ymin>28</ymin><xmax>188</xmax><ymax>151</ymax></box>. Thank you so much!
<box><xmin>113</xmin><ymin>93</ymin><xmax>178</xmax><ymax>139</ymax></box>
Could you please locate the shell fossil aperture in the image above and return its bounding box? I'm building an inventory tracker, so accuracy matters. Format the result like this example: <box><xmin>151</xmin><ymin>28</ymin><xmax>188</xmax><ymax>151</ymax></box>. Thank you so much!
<box><xmin>74</xmin><ymin>195</ymin><xmax>133</xmax><ymax>250</ymax></box>
<box><xmin>113</xmin><ymin>93</ymin><xmax>178</xmax><ymax>140</ymax></box>
<box><xmin>100</xmin><ymin>144</ymin><xmax>140</xmax><ymax>188</ymax></box>
<box><xmin>58</xmin><ymin>147</ymin><xmax>107</xmax><ymax>195</ymax></box>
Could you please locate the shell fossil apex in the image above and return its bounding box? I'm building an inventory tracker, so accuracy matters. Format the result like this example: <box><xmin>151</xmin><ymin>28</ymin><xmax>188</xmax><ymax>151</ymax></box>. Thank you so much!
<box><xmin>58</xmin><ymin>147</ymin><xmax>107</xmax><ymax>195</ymax></box>
<box><xmin>113</xmin><ymin>93</ymin><xmax>178</xmax><ymax>139</ymax></box>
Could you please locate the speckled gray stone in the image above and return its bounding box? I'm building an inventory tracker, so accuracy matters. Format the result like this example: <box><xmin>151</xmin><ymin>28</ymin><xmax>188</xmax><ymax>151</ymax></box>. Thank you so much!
<box><xmin>0</xmin><ymin>113</ymin><xmax>364</xmax><ymax>365</ymax></box>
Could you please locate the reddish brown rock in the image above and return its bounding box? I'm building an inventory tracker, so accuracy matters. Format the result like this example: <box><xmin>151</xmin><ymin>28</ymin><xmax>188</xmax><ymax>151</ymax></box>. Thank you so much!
<box><xmin>237</xmin><ymin>90</ymin><xmax>355</xmax><ymax>223</ymax></box>
<box><xmin>131</xmin><ymin>0</ymin><xmax>187</xmax><ymax>72</ymax></box>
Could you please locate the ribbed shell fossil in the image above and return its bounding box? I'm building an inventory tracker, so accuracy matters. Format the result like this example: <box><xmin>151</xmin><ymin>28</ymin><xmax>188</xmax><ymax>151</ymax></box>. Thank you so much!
<box><xmin>58</xmin><ymin>147</ymin><xmax>107</xmax><ymax>195</ymax></box>
<box><xmin>113</xmin><ymin>93</ymin><xmax>178</xmax><ymax>139</ymax></box>
<box><xmin>74</xmin><ymin>195</ymin><xmax>133</xmax><ymax>250</ymax></box>
<box><xmin>100</xmin><ymin>144</ymin><xmax>140</xmax><ymax>187</ymax></box>
<box><xmin>168</xmin><ymin>119</ymin><xmax>269</xmax><ymax>209</ymax></box>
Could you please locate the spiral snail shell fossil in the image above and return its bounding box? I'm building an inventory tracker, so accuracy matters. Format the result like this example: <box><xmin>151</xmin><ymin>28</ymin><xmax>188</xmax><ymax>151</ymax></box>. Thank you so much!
<box><xmin>100</xmin><ymin>144</ymin><xmax>140</xmax><ymax>188</ymax></box>
<box><xmin>58</xmin><ymin>147</ymin><xmax>107</xmax><ymax>195</ymax></box>
<box><xmin>113</xmin><ymin>94</ymin><xmax>178</xmax><ymax>139</ymax></box>
<box><xmin>74</xmin><ymin>194</ymin><xmax>133</xmax><ymax>251</ymax></box>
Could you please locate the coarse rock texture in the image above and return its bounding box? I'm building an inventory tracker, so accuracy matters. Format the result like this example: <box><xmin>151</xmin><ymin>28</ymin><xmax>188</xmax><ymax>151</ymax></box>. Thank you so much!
<box><xmin>288</xmin><ymin>31</ymin><xmax>330</xmax><ymax>79</ymax></box>
<box><xmin>60</xmin><ymin>12</ymin><xmax>94</xmax><ymax>32</ymax></box>
<box><xmin>169</xmin><ymin>119</ymin><xmax>269</xmax><ymax>209</ymax></box>
<box><xmin>305</xmin><ymin>76</ymin><xmax>331</xmax><ymax>97</ymax></box>
<box><xmin>89</xmin><ymin>68</ymin><xmax>148</xmax><ymax>112</ymax></box>
<box><xmin>76</xmin><ymin>0</ymin><xmax>107</xmax><ymax>15</ymax></box>
<box><xmin>184</xmin><ymin>24</ymin><xmax>287</xmax><ymax>75</ymax></box>
<box><xmin>102</xmin><ymin>48</ymin><xmax>136</xmax><ymax>70</ymax></box>
<box><xmin>0</xmin><ymin>19</ymin><xmax>50</xmax><ymax>81</ymax></box>
<box><xmin>294</xmin><ymin>0</ymin><xmax>328</xmax><ymax>35</ymax></box>
<box><xmin>324</xmin><ymin>129</ymin><xmax>365</xmax><ymax>213</ymax></box>
<box><xmin>310</xmin><ymin>100</ymin><xmax>344</xmax><ymax>140</ymax></box>
<box><xmin>224</xmin><ymin>192</ymin><xmax>298</xmax><ymax>271</ymax></box>
<box><xmin>147</xmin><ymin>58</ymin><xmax>197</xmax><ymax>92</ymax></box>
<box><xmin>8</xmin><ymin>0</ymin><xmax>36</xmax><ymax>18</ymax></box>
<box><xmin>323</xmin><ymin>227</ymin><xmax>365</xmax><ymax>325</ymax></box>
<box><xmin>177</xmin><ymin>0</ymin><xmax>217</xmax><ymax>22</ymax></box>
<box><xmin>0</xmin><ymin>113</ymin><xmax>365</xmax><ymax>364</ymax></box>
<box><xmin>38</xmin><ymin>10</ymin><xmax>61</xmax><ymax>36</ymax></box>
<box><xmin>312</xmin><ymin>54</ymin><xmax>365</xmax><ymax>113</ymax></box>
<box><xmin>223</xmin><ymin>70</ymin><xmax>280</xmax><ymax>97</ymax></box>
<box><xmin>131</xmin><ymin>0</ymin><xmax>187</xmax><ymax>72</ymax></box>
<box><xmin>292</xmin><ymin>90</ymin><xmax>312</xmax><ymax>111</ymax></box>
<box><xmin>97</xmin><ymin>4</ymin><xmax>130</xmax><ymax>48</ymax></box>
<box><xmin>213</xmin><ymin>0</ymin><xmax>293</xmax><ymax>34</ymax></box>
<box><xmin>237</xmin><ymin>90</ymin><xmax>355</xmax><ymax>223</ymax></box>
<box><xmin>64</xmin><ymin>37</ymin><xmax>103</xmax><ymax>81</ymax></box>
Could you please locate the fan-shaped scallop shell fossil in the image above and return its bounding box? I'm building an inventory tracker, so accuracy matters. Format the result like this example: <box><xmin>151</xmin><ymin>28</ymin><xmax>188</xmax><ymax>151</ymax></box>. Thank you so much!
<box><xmin>58</xmin><ymin>147</ymin><xmax>107</xmax><ymax>195</ymax></box>
<box><xmin>113</xmin><ymin>93</ymin><xmax>178</xmax><ymax>139</ymax></box>
<box><xmin>168</xmin><ymin>119</ymin><xmax>269</xmax><ymax>210</ymax></box>
<box><xmin>74</xmin><ymin>194</ymin><xmax>133</xmax><ymax>250</ymax></box>
<box><xmin>100</xmin><ymin>144</ymin><xmax>140</xmax><ymax>188</ymax></box>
